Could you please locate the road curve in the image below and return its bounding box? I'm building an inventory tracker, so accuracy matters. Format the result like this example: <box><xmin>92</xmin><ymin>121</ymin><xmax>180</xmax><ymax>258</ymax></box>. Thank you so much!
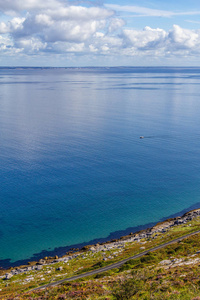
<box><xmin>30</xmin><ymin>229</ymin><xmax>200</xmax><ymax>292</ymax></box>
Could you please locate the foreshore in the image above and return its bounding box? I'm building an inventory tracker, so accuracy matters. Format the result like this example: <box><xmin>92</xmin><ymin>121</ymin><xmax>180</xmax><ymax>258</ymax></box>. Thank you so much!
<box><xmin>1</xmin><ymin>207</ymin><xmax>200</xmax><ymax>278</ymax></box>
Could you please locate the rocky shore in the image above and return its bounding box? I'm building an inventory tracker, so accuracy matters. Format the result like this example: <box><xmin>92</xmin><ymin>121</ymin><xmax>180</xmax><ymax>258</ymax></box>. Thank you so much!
<box><xmin>1</xmin><ymin>208</ymin><xmax>200</xmax><ymax>281</ymax></box>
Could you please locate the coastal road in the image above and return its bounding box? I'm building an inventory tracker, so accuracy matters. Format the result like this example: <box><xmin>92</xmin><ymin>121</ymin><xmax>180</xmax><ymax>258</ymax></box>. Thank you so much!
<box><xmin>30</xmin><ymin>229</ymin><xmax>200</xmax><ymax>292</ymax></box>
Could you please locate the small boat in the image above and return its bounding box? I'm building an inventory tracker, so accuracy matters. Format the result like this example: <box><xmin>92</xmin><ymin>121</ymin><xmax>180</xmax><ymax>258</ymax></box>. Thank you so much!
<box><xmin>140</xmin><ymin>136</ymin><xmax>144</xmax><ymax>139</ymax></box>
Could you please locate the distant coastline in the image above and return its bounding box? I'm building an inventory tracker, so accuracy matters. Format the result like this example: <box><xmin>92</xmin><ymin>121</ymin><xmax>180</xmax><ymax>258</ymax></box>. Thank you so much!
<box><xmin>1</xmin><ymin>66</ymin><xmax>200</xmax><ymax>72</ymax></box>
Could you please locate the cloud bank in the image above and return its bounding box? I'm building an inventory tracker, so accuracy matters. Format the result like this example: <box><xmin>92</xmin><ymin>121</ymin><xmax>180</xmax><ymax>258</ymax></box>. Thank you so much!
<box><xmin>0</xmin><ymin>0</ymin><xmax>200</xmax><ymax>63</ymax></box>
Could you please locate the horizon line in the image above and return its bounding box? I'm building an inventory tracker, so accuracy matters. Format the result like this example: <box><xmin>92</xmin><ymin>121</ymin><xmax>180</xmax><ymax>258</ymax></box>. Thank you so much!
<box><xmin>1</xmin><ymin>66</ymin><xmax>200</xmax><ymax>68</ymax></box>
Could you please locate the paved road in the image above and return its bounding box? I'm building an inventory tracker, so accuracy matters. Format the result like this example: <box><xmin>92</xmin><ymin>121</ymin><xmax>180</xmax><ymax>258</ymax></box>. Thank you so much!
<box><xmin>30</xmin><ymin>229</ymin><xmax>200</xmax><ymax>291</ymax></box>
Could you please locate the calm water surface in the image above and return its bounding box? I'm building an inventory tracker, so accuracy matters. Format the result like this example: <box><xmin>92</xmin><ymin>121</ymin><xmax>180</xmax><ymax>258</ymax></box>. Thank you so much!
<box><xmin>1</xmin><ymin>67</ymin><xmax>200</xmax><ymax>267</ymax></box>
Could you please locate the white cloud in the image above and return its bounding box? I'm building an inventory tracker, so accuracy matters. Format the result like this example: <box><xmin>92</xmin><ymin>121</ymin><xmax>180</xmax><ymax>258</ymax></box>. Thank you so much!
<box><xmin>35</xmin><ymin>14</ymin><xmax>54</xmax><ymax>26</ymax></box>
<box><xmin>2</xmin><ymin>20</ymin><xmax>200</xmax><ymax>59</ymax></box>
<box><xmin>0</xmin><ymin>17</ymin><xmax>25</xmax><ymax>34</ymax></box>
<box><xmin>15</xmin><ymin>37</ymin><xmax>47</xmax><ymax>51</ymax></box>
<box><xmin>0</xmin><ymin>22</ymin><xmax>9</xmax><ymax>34</ymax></box>
<box><xmin>169</xmin><ymin>25</ymin><xmax>200</xmax><ymax>49</ymax></box>
<box><xmin>46</xmin><ymin>6</ymin><xmax>114</xmax><ymax>21</ymax></box>
<box><xmin>108</xmin><ymin>18</ymin><xmax>125</xmax><ymax>33</ymax></box>
<box><xmin>50</xmin><ymin>41</ymin><xmax>86</xmax><ymax>53</ymax></box>
<box><xmin>186</xmin><ymin>20</ymin><xmax>200</xmax><ymax>24</ymax></box>
<box><xmin>88</xmin><ymin>33</ymin><xmax>122</xmax><ymax>55</ymax></box>
<box><xmin>1</xmin><ymin>0</ymin><xmax>200</xmax><ymax>62</ymax></box>
<box><xmin>0</xmin><ymin>34</ymin><xmax>13</xmax><ymax>50</ymax></box>
<box><xmin>2</xmin><ymin>5</ymin><xmax>115</xmax><ymax>44</ymax></box>
<box><xmin>0</xmin><ymin>0</ymin><xmax>61</xmax><ymax>13</ymax></box>
<box><xmin>0</xmin><ymin>1</ymin><xmax>119</xmax><ymax>57</ymax></box>
<box><xmin>122</xmin><ymin>26</ymin><xmax>167</xmax><ymax>49</ymax></box>
<box><xmin>105</xmin><ymin>4</ymin><xmax>174</xmax><ymax>18</ymax></box>
<box><xmin>120</xmin><ymin>25</ymin><xmax>200</xmax><ymax>57</ymax></box>
<box><xmin>105</xmin><ymin>4</ymin><xmax>200</xmax><ymax>18</ymax></box>
<box><xmin>43</xmin><ymin>19</ymin><xmax>107</xmax><ymax>43</ymax></box>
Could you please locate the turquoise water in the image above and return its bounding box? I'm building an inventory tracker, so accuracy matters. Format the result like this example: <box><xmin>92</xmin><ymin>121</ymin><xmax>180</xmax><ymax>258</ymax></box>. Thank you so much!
<box><xmin>1</xmin><ymin>67</ymin><xmax>200</xmax><ymax>267</ymax></box>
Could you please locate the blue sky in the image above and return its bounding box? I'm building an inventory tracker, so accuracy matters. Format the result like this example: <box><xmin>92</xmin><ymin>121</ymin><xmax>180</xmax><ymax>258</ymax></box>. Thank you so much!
<box><xmin>1</xmin><ymin>0</ymin><xmax>200</xmax><ymax>66</ymax></box>
<box><xmin>106</xmin><ymin>0</ymin><xmax>200</xmax><ymax>30</ymax></box>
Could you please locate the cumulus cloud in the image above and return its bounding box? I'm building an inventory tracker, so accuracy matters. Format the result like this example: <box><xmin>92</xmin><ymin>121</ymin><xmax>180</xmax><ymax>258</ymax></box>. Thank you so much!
<box><xmin>122</xmin><ymin>26</ymin><xmax>167</xmax><ymax>49</ymax></box>
<box><xmin>169</xmin><ymin>25</ymin><xmax>200</xmax><ymax>49</ymax></box>
<box><xmin>0</xmin><ymin>17</ymin><xmax>25</xmax><ymax>34</ymax></box>
<box><xmin>108</xmin><ymin>18</ymin><xmax>125</xmax><ymax>33</ymax></box>
<box><xmin>43</xmin><ymin>19</ymin><xmax>107</xmax><ymax>43</ymax></box>
<box><xmin>0</xmin><ymin>34</ymin><xmax>13</xmax><ymax>50</ymax></box>
<box><xmin>120</xmin><ymin>25</ymin><xmax>200</xmax><ymax>56</ymax></box>
<box><xmin>0</xmin><ymin>0</ymin><xmax>61</xmax><ymax>13</ymax></box>
<box><xmin>4</xmin><ymin>4</ymin><xmax>115</xmax><ymax>42</ymax></box>
<box><xmin>0</xmin><ymin>0</ymin><xmax>200</xmax><ymax>61</ymax></box>
<box><xmin>15</xmin><ymin>37</ymin><xmax>47</xmax><ymax>52</ymax></box>
<box><xmin>47</xmin><ymin>6</ymin><xmax>114</xmax><ymax>21</ymax></box>
<box><xmin>35</xmin><ymin>14</ymin><xmax>54</xmax><ymax>27</ymax></box>
<box><xmin>0</xmin><ymin>22</ymin><xmax>9</xmax><ymax>34</ymax></box>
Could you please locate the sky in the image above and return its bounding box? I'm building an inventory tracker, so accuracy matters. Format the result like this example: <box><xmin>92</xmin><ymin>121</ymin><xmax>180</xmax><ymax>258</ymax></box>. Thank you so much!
<box><xmin>1</xmin><ymin>0</ymin><xmax>200</xmax><ymax>66</ymax></box>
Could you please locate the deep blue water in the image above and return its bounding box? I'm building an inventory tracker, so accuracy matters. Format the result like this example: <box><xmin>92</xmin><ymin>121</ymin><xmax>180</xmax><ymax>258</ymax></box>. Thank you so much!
<box><xmin>1</xmin><ymin>67</ymin><xmax>200</xmax><ymax>267</ymax></box>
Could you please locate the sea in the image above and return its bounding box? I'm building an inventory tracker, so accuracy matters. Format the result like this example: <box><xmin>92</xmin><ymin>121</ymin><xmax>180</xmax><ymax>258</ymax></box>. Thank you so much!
<box><xmin>1</xmin><ymin>67</ymin><xmax>200</xmax><ymax>268</ymax></box>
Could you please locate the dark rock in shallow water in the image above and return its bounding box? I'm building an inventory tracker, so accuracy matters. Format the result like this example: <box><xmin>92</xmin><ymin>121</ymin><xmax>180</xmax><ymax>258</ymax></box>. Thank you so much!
<box><xmin>37</xmin><ymin>259</ymin><xmax>46</xmax><ymax>265</ymax></box>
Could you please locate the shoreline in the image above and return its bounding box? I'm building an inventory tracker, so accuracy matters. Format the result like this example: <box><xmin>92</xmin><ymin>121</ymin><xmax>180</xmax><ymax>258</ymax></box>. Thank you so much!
<box><xmin>1</xmin><ymin>209</ymin><xmax>199</xmax><ymax>298</ymax></box>
<box><xmin>1</xmin><ymin>206</ymin><xmax>200</xmax><ymax>273</ymax></box>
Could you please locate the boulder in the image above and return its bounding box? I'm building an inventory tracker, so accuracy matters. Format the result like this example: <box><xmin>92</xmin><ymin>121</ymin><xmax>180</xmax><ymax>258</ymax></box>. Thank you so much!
<box><xmin>159</xmin><ymin>260</ymin><xmax>171</xmax><ymax>265</ymax></box>
<box><xmin>4</xmin><ymin>273</ymin><xmax>13</xmax><ymax>280</ymax></box>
